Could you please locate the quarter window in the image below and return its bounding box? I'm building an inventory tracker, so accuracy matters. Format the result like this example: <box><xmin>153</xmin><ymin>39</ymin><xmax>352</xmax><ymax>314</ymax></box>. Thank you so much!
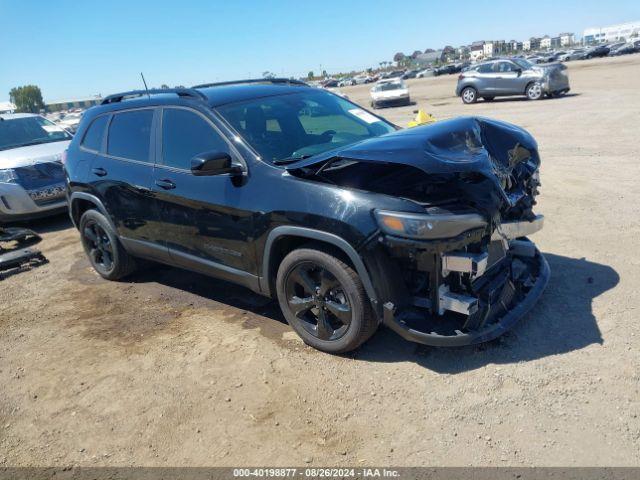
<box><xmin>107</xmin><ymin>109</ymin><xmax>153</xmax><ymax>162</ymax></box>
<box><xmin>161</xmin><ymin>108</ymin><xmax>229</xmax><ymax>170</ymax></box>
<box><xmin>81</xmin><ymin>115</ymin><xmax>109</xmax><ymax>152</ymax></box>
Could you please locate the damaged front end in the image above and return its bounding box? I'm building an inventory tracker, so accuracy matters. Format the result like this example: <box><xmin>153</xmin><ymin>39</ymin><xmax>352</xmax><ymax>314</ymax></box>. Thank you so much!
<box><xmin>288</xmin><ymin>116</ymin><xmax>550</xmax><ymax>346</ymax></box>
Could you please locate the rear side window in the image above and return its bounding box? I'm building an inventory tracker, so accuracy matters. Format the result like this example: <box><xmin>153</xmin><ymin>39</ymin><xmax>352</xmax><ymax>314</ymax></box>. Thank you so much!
<box><xmin>161</xmin><ymin>108</ymin><xmax>229</xmax><ymax>170</ymax></box>
<box><xmin>81</xmin><ymin>115</ymin><xmax>109</xmax><ymax>152</ymax></box>
<box><xmin>107</xmin><ymin>109</ymin><xmax>153</xmax><ymax>162</ymax></box>
<box><xmin>477</xmin><ymin>63</ymin><xmax>493</xmax><ymax>73</ymax></box>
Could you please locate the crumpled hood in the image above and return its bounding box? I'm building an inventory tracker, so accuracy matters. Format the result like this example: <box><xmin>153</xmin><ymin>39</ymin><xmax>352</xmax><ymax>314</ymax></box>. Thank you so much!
<box><xmin>287</xmin><ymin>116</ymin><xmax>539</xmax><ymax>179</ymax></box>
<box><xmin>288</xmin><ymin>116</ymin><xmax>541</xmax><ymax>219</ymax></box>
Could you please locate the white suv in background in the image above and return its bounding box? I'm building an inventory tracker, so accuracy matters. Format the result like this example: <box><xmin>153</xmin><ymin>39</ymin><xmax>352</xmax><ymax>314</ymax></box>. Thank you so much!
<box><xmin>0</xmin><ymin>113</ymin><xmax>72</xmax><ymax>222</ymax></box>
<box><xmin>370</xmin><ymin>79</ymin><xmax>411</xmax><ymax>108</ymax></box>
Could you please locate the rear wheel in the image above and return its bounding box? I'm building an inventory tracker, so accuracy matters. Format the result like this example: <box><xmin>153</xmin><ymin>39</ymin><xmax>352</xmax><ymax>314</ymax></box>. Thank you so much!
<box><xmin>79</xmin><ymin>209</ymin><xmax>136</xmax><ymax>280</ymax></box>
<box><xmin>526</xmin><ymin>82</ymin><xmax>544</xmax><ymax>100</ymax></box>
<box><xmin>276</xmin><ymin>248</ymin><xmax>377</xmax><ymax>353</ymax></box>
<box><xmin>461</xmin><ymin>87</ymin><xmax>477</xmax><ymax>104</ymax></box>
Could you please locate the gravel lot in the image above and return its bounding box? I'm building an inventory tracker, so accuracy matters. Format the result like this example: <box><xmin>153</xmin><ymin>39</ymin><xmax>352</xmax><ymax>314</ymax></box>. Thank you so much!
<box><xmin>1</xmin><ymin>55</ymin><xmax>639</xmax><ymax>467</ymax></box>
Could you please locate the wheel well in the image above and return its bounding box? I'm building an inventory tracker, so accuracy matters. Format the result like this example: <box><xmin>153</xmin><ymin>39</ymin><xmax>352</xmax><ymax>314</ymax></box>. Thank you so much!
<box><xmin>71</xmin><ymin>198</ymin><xmax>97</xmax><ymax>228</ymax></box>
<box><xmin>265</xmin><ymin>235</ymin><xmax>355</xmax><ymax>298</ymax></box>
<box><xmin>524</xmin><ymin>81</ymin><xmax>536</xmax><ymax>94</ymax></box>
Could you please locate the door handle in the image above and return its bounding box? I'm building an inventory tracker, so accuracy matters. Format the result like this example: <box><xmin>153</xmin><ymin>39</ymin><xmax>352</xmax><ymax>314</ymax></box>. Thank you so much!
<box><xmin>92</xmin><ymin>167</ymin><xmax>107</xmax><ymax>177</ymax></box>
<box><xmin>155</xmin><ymin>179</ymin><xmax>176</xmax><ymax>190</ymax></box>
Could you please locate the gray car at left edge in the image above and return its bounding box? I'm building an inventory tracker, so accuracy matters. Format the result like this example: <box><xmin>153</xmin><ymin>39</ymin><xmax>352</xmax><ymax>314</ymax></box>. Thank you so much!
<box><xmin>0</xmin><ymin>113</ymin><xmax>72</xmax><ymax>222</ymax></box>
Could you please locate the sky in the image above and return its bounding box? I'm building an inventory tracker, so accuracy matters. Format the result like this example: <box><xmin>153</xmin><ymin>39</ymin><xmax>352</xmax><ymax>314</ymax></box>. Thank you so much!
<box><xmin>1</xmin><ymin>0</ymin><xmax>639</xmax><ymax>102</ymax></box>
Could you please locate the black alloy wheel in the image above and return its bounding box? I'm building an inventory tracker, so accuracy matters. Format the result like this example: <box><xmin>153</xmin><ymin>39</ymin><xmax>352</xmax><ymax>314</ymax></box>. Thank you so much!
<box><xmin>284</xmin><ymin>261</ymin><xmax>352</xmax><ymax>341</ymax></box>
<box><xmin>83</xmin><ymin>221</ymin><xmax>114</xmax><ymax>273</ymax></box>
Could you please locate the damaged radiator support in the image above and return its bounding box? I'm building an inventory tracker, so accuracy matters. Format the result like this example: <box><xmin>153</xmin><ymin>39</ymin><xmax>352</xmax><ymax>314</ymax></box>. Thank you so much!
<box><xmin>407</xmin><ymin>216</ymin><xmax>544</xmax><ymax>319</ymax></box>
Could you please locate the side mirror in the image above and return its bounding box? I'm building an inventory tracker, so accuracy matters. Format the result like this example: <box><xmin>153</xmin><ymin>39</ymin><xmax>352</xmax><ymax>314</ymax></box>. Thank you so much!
<box><xmin>190</xmin><ymin>151</ymin><xmax>242</xmax><ymax>176</ymax></box>
<box><xmin>515</xmin><ymin>67</ymin><xmax>522</xmax><ymax>76</ymax></box>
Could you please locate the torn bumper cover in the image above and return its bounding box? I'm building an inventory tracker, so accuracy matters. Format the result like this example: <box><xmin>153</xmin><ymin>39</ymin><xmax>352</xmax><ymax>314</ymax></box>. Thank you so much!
<box><xmin>0</xmin><ymin>227</ymin><xmax>47</xmax><ymax>273</ymax></box>
<box><xmin>379</xmin><ymin>216</ymin><xmax>549</xmax><ymax>347</ymax></box>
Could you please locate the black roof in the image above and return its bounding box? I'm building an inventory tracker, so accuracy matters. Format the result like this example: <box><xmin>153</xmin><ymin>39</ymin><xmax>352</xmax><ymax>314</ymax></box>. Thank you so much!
<box><xmin>89</xmin><ymin>79</ymin><xmax>313</xmax><ymax>115</ymax></box>
<box><xmin>197</xmin><ymin>83</ymin><xmax>311</xmax><ymax>107</ymax></box>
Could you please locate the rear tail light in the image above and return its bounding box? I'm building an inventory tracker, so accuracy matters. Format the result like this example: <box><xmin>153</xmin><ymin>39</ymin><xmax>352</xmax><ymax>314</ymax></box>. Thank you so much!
<box><xmin>458</xmin><ymin>74</ymin><xmax>464</xmax><ymax>80</ymax></box>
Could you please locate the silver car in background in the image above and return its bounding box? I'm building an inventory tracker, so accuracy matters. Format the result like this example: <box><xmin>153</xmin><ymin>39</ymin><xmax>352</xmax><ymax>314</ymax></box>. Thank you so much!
<box><xmin>0</xmin><ymin>114</ymin><xmax>72</xmax><ymax>222</ymax></box>
<box><xmin>456</xmin><ymin>58</ymin><xmax>570</xmax><ymax>104</ymax></box>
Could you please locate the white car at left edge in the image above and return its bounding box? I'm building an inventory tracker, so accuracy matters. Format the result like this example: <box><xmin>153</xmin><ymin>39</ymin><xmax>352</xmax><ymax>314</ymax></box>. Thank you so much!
<box><xmin>0</xmin><ymin>113</ymin><xmax>72</xmax><ymax>222</ymax></box>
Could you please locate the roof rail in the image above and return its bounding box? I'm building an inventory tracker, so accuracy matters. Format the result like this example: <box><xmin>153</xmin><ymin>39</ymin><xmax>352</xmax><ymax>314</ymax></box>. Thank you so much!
<box><xmin>100</xmin><ymin>88</ymin><xmax>208</xmax><ymax>105</ymax></box>
<box><xmin>192</xmin><ymin>78</ymin><xmax>309</xmax><ymax>89</ymax></box>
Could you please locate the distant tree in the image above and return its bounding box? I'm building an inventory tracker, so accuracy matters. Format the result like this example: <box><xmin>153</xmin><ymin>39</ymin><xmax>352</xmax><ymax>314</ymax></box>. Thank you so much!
<box><xmin>307</xmin><ymin>71</ymin><xmax>314</xmax><ymax>80</ymax></box>
<box><xmin>322</xmin><ymin>70</ymin><xmax>327</xmax><ymax>78</ymax></box>
<box><xmin>262</xmin><ymin>71</ymin><xmax>275</xmax><ymax>79</ymax></box>
<box><xmin>160</xmin><ymin>84</ymin><xmax>170</xmax><ymax>89</ymax></box>
<box><xmin>411</xmin><ymin>50</ymin><xmax>422</xmax><ymax>59</ymax></box>
<box><xmin>9</xmin><ymin>85</ymin><xmax>45</xmax><ymax>113</ymax></box>
<box><xmin>174</xmin><ymin>85</ymin><xmax>185</xmax><ymax>88</ymax></box>
<box><xmin>424</xmin><ymin>48</ymin><xmax>435</xmax><ymax>53</ymax></box>
<box><xmin>393</xmin><ymin>52</ymin><xmax>405</xmax><ymax>63</ymax></box>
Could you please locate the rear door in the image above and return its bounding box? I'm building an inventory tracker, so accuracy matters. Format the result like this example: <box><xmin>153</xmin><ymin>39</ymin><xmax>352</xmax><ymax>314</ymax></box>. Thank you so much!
<box><xmin>473</xmin><ymin>63</ymin><xmax>498</xmax><ymax>94</ymax></box>
<box><xmin>152</xmin><ymin>106</ymin><xmax>255</xmax><ymax>281</ymax></box>
<box><xmin>90</xmin><ymin>107</ymin><xmax>166</xmax><ymax>260</ymax></box>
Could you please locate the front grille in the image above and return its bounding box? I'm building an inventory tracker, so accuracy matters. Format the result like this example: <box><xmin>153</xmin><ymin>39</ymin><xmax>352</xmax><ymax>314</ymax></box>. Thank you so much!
<box><xmin>14</xmin><ymin>162</ymin><xmax>65</xmax><ymax>191</ymax></box>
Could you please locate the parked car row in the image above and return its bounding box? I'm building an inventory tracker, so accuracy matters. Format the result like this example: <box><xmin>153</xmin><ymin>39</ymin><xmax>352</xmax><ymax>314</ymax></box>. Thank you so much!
<box><xmin>521</xmin><ymin>40</ymin><xmax>640</xmax><ymax>65</ymax></box>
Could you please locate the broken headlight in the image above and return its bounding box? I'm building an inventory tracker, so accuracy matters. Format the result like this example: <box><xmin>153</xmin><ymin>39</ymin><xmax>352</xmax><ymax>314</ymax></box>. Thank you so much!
<box><xmin>374</xmin><ymin>209</ymin><xmax>487</xmax><ymax>240</ymax></box>
<box><xmin>0</xmin><ymin>168</ymin><xmax>18</xmax><ymax>184</ymax></box>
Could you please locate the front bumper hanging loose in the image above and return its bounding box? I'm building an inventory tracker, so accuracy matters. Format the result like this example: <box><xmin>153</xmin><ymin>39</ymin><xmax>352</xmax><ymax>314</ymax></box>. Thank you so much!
<box><xmin>382</xmin><ymin>245</ymin><xmax>550</xmax><ymax>347</ymax></box>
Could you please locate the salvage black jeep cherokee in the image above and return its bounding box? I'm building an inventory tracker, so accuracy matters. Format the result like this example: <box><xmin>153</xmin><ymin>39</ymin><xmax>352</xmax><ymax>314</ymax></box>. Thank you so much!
<box><xmin>65</xmin><ymin>79</ymin><xmax>549</xmax><ymax>353</ymax></box>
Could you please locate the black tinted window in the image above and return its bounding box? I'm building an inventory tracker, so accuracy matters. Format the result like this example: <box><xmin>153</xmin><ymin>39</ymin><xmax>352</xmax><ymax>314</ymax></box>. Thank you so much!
<box><xmin>81</xmin><ymin>115</ymin><xmax>108</xmax><ymax>151</ymax></box>
<box><xmin>161</xmin><ymin>108</ymin><xmax>228</xmax><ymax>169</ymax></box>
<box><xmin>477</xmin><ymin>63</ymin><xmax>493</xmax><ymax>73</ymax></box>
<box><xmin>107</xmin><ymin>110</ymin><xmax>153</xmax><ymax>162</ymax></box>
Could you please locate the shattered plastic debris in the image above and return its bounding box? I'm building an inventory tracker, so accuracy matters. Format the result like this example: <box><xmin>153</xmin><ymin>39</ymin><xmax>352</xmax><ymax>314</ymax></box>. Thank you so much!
<box><xmin>0</xmin><ymin>227</ymin><xmax>47</xmax><ymax>275</ymax></box>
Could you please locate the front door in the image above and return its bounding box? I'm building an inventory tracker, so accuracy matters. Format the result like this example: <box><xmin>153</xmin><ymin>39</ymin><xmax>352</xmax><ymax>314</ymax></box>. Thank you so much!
<box><xmin>492</xmin><ymin>61</ymin><xmax>527</xmax><ymax>95</ymax></box>
<box><xmin>152</xmin><ymin>106</ymin><xmax>255</xmax><ymax>282</ymax></box>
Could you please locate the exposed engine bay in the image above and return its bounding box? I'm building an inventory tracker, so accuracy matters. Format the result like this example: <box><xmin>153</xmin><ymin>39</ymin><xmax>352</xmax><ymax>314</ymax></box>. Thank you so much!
<box><xmin>288</xmin><ymin>116</ymin><xmax>549</xmax><ymax>345</ymax></box>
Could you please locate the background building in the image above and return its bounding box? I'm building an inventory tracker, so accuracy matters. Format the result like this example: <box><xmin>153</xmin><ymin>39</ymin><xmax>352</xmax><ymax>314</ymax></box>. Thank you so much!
<box><xmin>0</xmin><ymin>101</ymin><xmax>16</xmax><ymax>114</ymax></box>
<box><xmin>45</xmin><ymin>96</ymin><xmax>103</xmax><ymax>112</ymax></box>
<box><xmin>560</xmin><ymin>33</ymin><xmax>575</xmax><ymax>46</ymax></box>
<box><xmin>583</xmin><ymin>21</ymin><xmax>640</xmax><ymax>44</ymax></box>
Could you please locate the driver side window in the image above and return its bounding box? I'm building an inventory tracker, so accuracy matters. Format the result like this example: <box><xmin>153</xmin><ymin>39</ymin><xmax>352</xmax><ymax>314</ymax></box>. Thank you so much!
<box><xmin>494</xmin><ymin>61</ymin><xmax>516</xmax><ymax>73</ymax></box>
<box><xmin>161</xmin><ymin>108</ymin><xmax>229</xmax><ymax>170</ymax></box>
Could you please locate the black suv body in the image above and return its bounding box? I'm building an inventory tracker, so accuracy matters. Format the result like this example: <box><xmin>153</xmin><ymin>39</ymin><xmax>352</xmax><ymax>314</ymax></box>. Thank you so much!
<box><xmin>65</xmin><ymin>80</ymin><xmax>549</xmax><ymax>353</ymax></box>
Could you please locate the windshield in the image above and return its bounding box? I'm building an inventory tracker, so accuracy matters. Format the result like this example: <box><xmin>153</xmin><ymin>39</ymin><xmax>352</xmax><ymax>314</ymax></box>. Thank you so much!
<box><xmin>216</xmin><ymin>90</ymin><xmax>396</xmax><ymax>164</ymax></box>
<box><xmin>512</xmin><ymin>58</ymin><xmax>534</xmax><ymax>70</ymax></box>
<box><xmin>373</xmin><ymin>82</ymin><xmax>404</xmax><ymax>92</ymax></box>
<box><xmin>0</xmin><ymin>116</ymin><xmax>72</xmax><ymax>151</ymax></box>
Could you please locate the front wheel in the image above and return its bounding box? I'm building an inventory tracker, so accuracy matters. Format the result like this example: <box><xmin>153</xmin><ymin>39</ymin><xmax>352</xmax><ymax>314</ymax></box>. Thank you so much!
<box><xmin>526</xmin><ymin>82</ymin><xmax>544</xmax><ymax>100</ymax></box>
<box><xmin>461</xmin><ymin>87</ymin><xmax>477</xmax><ymax>104</ymax></box>
<box><xmin>276</xmin><ymin>248</ymin><xmax>377</xmax><ymax>353</ymax></box>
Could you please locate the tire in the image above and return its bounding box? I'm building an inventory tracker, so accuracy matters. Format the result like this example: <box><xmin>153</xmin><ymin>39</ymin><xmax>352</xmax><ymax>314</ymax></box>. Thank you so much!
<box><xmin>276</xmin><ymin>248</ymin><xmax>377</xmax><ymax>353</ymax></box>
<box><xmin>79</xmin><ymin>209</ymin><xmax>136</xmax><ymax>280</ymax></box>
<box><xmin>525</xmin><ymin>82</ymin><xmax>544</xmax><ymax>100</ymax></box>
<box><xmin>483</xmin><ymin>96</ymin><xmax>495</xmax><ymax>101</ymax></box>
<box><xmin>461</xmin><ymin>87</ymin><xmax>477</xmax><ymax>104</ymax></box>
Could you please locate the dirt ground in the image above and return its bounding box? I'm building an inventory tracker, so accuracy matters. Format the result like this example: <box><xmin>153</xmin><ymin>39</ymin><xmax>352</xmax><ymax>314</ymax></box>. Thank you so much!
<box><xmin>1</xmin><ymin>55</ymin><xmax>639</xmax><ymax>467</ymax></box>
